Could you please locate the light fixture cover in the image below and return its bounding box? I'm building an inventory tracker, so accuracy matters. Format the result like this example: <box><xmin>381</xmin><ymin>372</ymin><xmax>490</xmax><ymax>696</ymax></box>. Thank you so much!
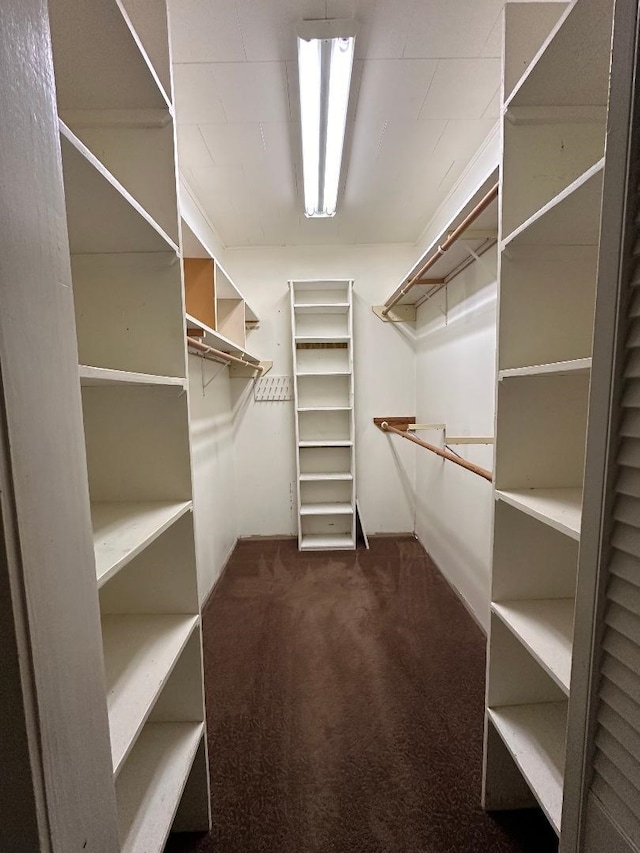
<box><xmin>297</xmin><ymin>20</ymin><xmax>356</xmax><ymax>218</ymax></box>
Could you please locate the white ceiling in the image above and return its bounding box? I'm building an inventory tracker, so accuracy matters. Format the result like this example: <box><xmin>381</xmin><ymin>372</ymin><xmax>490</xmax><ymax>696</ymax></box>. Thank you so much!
<box><xmin>169</xmin><ymin>0</ymin><xmax>511</xmax><ymax>247</ymax></box>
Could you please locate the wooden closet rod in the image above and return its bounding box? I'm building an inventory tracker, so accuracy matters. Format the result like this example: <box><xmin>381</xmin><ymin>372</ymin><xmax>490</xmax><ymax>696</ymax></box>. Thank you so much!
<box><xmin>382</xmin><ymin>182</ymin><xmax>499</xmax><ymax>316</ymax></box>
<box><xmin>186</xmin><ymin>336</ymin><xmax>264</xmax><ymax>373</ymax></box>
<box><xmin>378</xmin><ymin>420</ymin><xmax>493</xmax><ymax>482</ymax></box>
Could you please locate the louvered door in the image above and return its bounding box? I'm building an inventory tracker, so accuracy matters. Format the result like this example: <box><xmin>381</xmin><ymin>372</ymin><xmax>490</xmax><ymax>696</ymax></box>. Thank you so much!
<box><xmin>560</xmin><ymin>2</ymin><xmax>640</xmax><ymax>851</ymax></box>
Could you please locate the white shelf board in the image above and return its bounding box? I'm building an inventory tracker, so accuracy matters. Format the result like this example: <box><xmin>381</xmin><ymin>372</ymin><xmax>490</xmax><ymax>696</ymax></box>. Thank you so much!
<box><xmin>59</xmin><ymin>120</ymin><xmax>178</xmax><ymax>254</ymax></box>
<box><xmin>499</xmin><ymin>358</ymin><xmax>591</xmax><ymax>380</ymax></box>
<box><xmin>103</xmin><ymin>614</ymin><xmax>198</xmax><ymax>775</ymax></box>
<box><xmin>496</xmin><ymin>488</ymin><xmax>582</xmax><ymax>541</ymax></box>
<box><xmin>297</xmin><ymin>406</ymin><xmax>352</xmax><ymax>412</ymax></box>
<box><xmin>299</xmin><ymin>473</ymin><xmax>353</xmax><ymax>482</ymax></box>
<box><xmin>116</xmin><ymin>721</ymin><xmax>203</xmax><ymax>853</ymax></box>
<box><xmin>92</xmin><ymin>500</ymin><xmax>192</xmax><ymax>587</ymax></box>
<box><xmin>298</xmin><ymin>440</ymin><xmax>353</xmax><ymax>448</ymax></box>
<box><xmin>185</xmin><ymin>313</ymin><xmax>260</xmax><ymax>365</ymax></box>
<box><xmin>488</xmin><ymin>702</ymin><xmax>567</xmax><ymax>834</ymax></box>
<box><xmin>295</xmin><ymin>335</ymin><xmax>350</xmax><ymax>344</ymax></box>
<box><xmin>504</xmin><ymin>0</ymin><xmax>613</xmax><ymax>110</ymax></box>
<box><xmin>294</xmin><ymin>303</ymin><xmax>350</xmax><ymax>314</ymax></box>
<box><xmin>300</xmin><ymin>533</ymin><xmax>355</xmax><ymax>550</ymax></box>
<box><xmin>296</xmin><ymin>369</ymin><xmax>352</xmax><ymax>376</ymax></box>
<box><xmin>79</xmin><ymin>365</ymin><xmax>187</xmax><ymax>388</ymax></box>
<box><xmin>48</xmin><ymin>0</ymin><xmax>170</xmax><ymax>113</ymax></box>
<box><xmin>300</xmin><ymin>502</ymin><xmax>354</xmax><ymax>516</ymax></box>
<box><xmin>492</xmin><ymin>600</ymin><xmax>574</xmax><ymax>694</ymax></box>
<box><xmin>502</xmin><ymin>158</ymin><xmax>604</xmax><ymax>249</ymax></box>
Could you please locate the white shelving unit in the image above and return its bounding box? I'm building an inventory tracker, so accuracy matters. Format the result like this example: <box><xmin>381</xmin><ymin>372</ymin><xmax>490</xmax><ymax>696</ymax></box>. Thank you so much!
<box><xmin>482</xmin><ymin>0</ymin><xmax>614</xmax><ymax>843</ymax></box>
<box><xmin>47</xmin><ymin>0</ymin><xmax>211</xmax><ymax>849</ymax></box>
<box><xmin>290</xmin><ymin>281</ymin><xmax>357</xmax><ymax>551</ymax></box>
<box><xmin>182</xmin><ymin>219</ymin><xmax>269</xmax><ymax>374</ymax></box>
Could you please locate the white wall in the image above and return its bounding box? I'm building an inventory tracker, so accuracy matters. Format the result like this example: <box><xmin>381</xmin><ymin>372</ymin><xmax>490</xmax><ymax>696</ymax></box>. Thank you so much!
<box><xmin>188</xmin><ymin>354</ymin><xmax>238</xmax><ymax>603</ymax></box>
<box><xmin>223</xmin><ymin>243</ymin><xmax>419</xmax><ymax>538</ymax></box>
<box><xmin>414</xmin><ymin>246</ymin><xmax>497</xmax><ymax>630</ymax></box>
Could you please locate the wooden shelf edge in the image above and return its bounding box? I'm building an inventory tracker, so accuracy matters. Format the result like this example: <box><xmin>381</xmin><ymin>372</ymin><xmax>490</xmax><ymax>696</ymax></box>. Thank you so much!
<box><xmin>495</xmin><ymin>488</ymin><xmax>582</xmax><ymax>541</ymax></box>
<box><xmin>79</xmin><ymin>365</ymin><xmax>187</xmax><ymax>388</ymax></box>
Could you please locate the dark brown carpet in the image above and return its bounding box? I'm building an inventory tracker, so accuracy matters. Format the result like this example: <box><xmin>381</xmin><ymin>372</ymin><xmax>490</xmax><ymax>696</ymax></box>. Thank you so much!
<box><xmin>167</xmin><ymin>536</ymin><xmax>558</xmax><ymax>853</ymax></box>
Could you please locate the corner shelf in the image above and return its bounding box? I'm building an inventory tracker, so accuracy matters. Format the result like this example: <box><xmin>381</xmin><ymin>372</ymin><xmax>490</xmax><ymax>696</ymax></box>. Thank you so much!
<box><xmin>116</xmin><ymin>722</ymin><xmax>204</xmax><ymax>853</ymax></box>
<box><xmin>495</xmin><ymin>488</ymin><xmax>582</xmax><ymax>540</ymax></box>
<box><xmin>492</xmin><ymin>600</ymin><xmax>574</xmax><ymax>693</ymax></box>
<box><xmin>488</xmin><ymin>702</ymin><xmax>567</xmax><ymax>833</ymax></box>
<box><xmin>103</xmin><ymin>614</ymin><xmax>199</xmax><ymax>774</ymax></box>
<box><xmin>185</xmin><ymin>313</ymin><xmax>261</xmax><ymax>366</ymax></box>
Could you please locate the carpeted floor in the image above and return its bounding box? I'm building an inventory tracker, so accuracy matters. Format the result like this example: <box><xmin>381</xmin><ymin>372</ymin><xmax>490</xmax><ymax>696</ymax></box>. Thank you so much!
<box><xmin>167</xmin><ymin>536</ymin><xmax>558</xmax><ymax>853</ymax></box>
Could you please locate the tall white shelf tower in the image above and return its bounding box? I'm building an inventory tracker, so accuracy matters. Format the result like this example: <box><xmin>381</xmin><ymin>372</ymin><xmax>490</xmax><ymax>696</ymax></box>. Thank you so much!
<box><xmin>290</xmin><ymin>280</ymin><xmax>357</xmax><ymax>550</ymax></box>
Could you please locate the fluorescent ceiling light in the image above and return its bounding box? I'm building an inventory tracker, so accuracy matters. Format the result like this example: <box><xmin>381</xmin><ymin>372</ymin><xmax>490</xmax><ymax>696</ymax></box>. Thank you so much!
<box><xmin>297</xmin><ymin>20</ymin><xmax>356</xmax><ymax>218</ymax></box>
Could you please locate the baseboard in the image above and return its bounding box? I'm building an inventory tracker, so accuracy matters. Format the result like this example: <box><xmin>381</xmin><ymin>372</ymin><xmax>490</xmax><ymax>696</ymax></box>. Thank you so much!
<box><xmin>414</xmin><ymin>532</ymin><xmax>487</xmax><ymax>636</ymax></box>
<box><xmin>201</xmin><ymin>538</ymin><xmax>239</xmax><ymax>615</ymax></box>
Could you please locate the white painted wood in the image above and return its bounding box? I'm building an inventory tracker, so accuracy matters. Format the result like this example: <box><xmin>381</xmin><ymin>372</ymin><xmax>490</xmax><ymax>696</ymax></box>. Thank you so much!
<box><xmin>82</xmin><ymin>386</ymin><xmax>192</xmax><ymax>502</ymax></box>
<box><xmin>0</xmin><ymin>1</ymin><xmax>121</xmax><ymax>847</ymax></box>
<box><xmin>300</xmin><ymin>534</ymin><xmax>356</xmax><ymax>550</ymax></box>
<box><xmin>300</xmin><ymin>503</ymin><xmax>354</xmax><ymax>516</ymax></box>
<box><xmin>502</xmin><ymin>158</ymin><xmax>605</xmax><ymax>248</ymax></box>
<box><xmin>488</xmin><ymin>702</ymin><xmax>567</xmax><ymax>833</ymax></box>
<box><xmin>499</xmin><ymin>358</ymin><xmax>592</xmax><ymax>380</ymax></box>
<box><xmin>290</xmin><ymin>281</ymin><xmax>356</xmax><ymax>550</ymax></box>
<box><xmin>62</xmin><ymin>118</ymin><xmax>179</xmax><ymax>244</ymax></box>
<box><xmin>92</xmin><ymin>501</ymin><xmax>192</xmax><ymax>587</ymax></box>
<box><xmin>492</xmin><ymin>500</ymin><xmax>579</xmax><ymax>601</ymax></box>
<box><xmin>506</xmin><ymin>0</ymin><xmax>614</xmax><ymax>109</ymax></box>
<box><xmin>492</xmin><ymin>600</ymin><xmax>574</xmax><ymax>694</ymax></box>
<box><xmin>103</xmin><ymin>614</ymin><xmax>198</xmax><ymax>774</ymax></box>
<box><xmin>48</xmin><ymin>0</ymin><xmax>169</xmax><ymax>112</ymax></box>
<box><xmin>185</xmin><ymin>314</ymin><xmax>261</xmax><ymax>365</ymax></box>
<box><xmin>116</xmin><ymin>722</ymin><xmax>204</xmax><ymax>853</ymax></box>
<box><xmin>80</xmin><ymin>365</ymin><xmax>187</xmax><ymax>388</ymax></box>
<box><xmin>502</xmin><ymin>4</ymin><xmax>568</xmax><ymax>103</ymax></box>
<box><xmin>300</xmin><ymin>473</ymin><xmax>353</xmax><ymax>481</ymax></box>
<box><xmin>148</xmin><ymin>628</ymin><xmax>205</xmax><ymax>724</ymax></box>
<box><xmin>73</xmin><ymin>253</ymin><xmax>186</xmax><ymax>379</ymax></box>
<box><xmin>117</xmin><ymin>0</ymin><xmax>173</xmax><ymax>105</ymax></box>
<box><xmin>495</xmin><ymin>372</ymin><xmax>590</xmax><ymax>489</ymax></box>
<box><xmin>496</xmin><ymin>489</ymin><xmax>582</xmax><ymax>540</ymax></box>
<box><xmin>60</xmin><ymin>121</ymin><xmax>178</xmax><ymax>253</ymax></box>
<box><xmin>499</xmin><ymin>246</ymin><xmax>598</xmax><ymax>370</ymax></box>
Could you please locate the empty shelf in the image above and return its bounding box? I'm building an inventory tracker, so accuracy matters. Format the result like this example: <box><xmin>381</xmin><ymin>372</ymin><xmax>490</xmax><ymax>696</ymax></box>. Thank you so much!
<box><xmin>300</xmin><ymin>533</ymin><xmax>355</xmax><ymax>550</ymax></box>
<box><xmin>295</xmin><ymin>335</ymin><xmax>350</xmax><ymax>343</ymax></box>
<box><xmin>297</xmin><ymin>406</ymin><xmax>352</xmax><ymax>412</ymax></box>
<box><xmin>296</xmin><ymin>369</ymin><xmax>352</xmax><ymax>376</ymax></box>
<box><xmin>79</xmin><ymin>365</ymin><xmax>187</xmax><ymax>388</ymax></box>
<box><xmin>60</xmin><ymin>121</ymin><xmax>177</xmax><ymax>254</ymax></box>
<box><xmin>92</xmin><ymin>501</ymin><xmax>192</xmax><ymax>586</ymax></box>
<box><xmin>488</xmin><ymin>702</ymin><xmax>567</xmax><ymax>834</ymax></box>
<box><xmin>502</xmin><ymin>158</ymin><xmax>604</xmax><ymax>249</ymax></box>
<box><xmin>499</xmin><ymin>358</ymin><xmax>591</xmax><ymax>380</ymax></box>
<box><xmin>300</xmin><ymin>502</ymin><xmax>353</xmax><ymax>515</ymax></box>
<box><xmin>492</xmin><ymin>600</ymin><xmax>574</xmax><ymax>693</ymax></box>
<box><xmin>299</xmin><ymin>472</ymin><xmax>353</xmax><ymax>481</ymax></box>
<box><xmin>185</xmin><ymin>313</ymin><xmax>260</xmax><ymax>365</ymax></box>
<box><xmin>103</xmin><ymin>614</ymin><xmax>199</xmax><ymax>775</ymax></box>
<box><xmin>293</xmin><ymin>303</ymin><xmax>350</xmax><ymax>313</ymax></box>
<box><xmin>298</xmin><ymin>440</ymin><xmax>353</xmax><ymax>448</ymax></box>
<box><xmin>116</xmin><ymin>721</ymin><xmax>203</xmax><ymax>853</ymax></box>
<box><xmin>496</xmin><ymin>488</ymin><xmax>582</xmax><ymax>540</ymax></box>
